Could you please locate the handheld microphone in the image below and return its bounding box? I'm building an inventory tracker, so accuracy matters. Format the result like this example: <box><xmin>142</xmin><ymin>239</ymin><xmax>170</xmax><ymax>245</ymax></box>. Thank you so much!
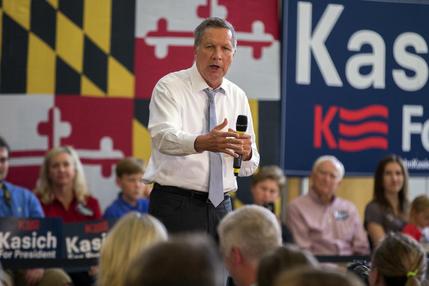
<box><xmin>263</xmin><ymin>202</ymin><xmax>275</xmax><ymax>214</ymax></box>
<box><xmin>233</xmin><ymin>115</ymin><xmax>248</xmax><ymax>176</ymax></box>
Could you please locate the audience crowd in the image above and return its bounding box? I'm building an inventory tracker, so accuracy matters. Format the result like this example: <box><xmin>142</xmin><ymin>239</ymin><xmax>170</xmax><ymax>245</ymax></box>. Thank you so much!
<box><xmin>1</xmin><ymin>132</ymin><xmax>429</xmax><ymax>286</ymax></box>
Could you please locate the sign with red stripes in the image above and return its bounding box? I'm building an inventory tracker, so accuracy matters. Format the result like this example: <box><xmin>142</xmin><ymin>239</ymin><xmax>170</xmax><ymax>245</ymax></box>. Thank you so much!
<box><xmin>282</xmin><ymin>0</ymin><xmax>429</xmax><ymax>175</ymax></box>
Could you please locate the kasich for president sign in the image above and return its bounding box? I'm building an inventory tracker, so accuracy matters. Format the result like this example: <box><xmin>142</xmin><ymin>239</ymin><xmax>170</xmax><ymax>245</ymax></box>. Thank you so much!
<box><xmin>282</xmin><ymin>0</ymin><xmax>429</xmax><ymax>175</ymax></box>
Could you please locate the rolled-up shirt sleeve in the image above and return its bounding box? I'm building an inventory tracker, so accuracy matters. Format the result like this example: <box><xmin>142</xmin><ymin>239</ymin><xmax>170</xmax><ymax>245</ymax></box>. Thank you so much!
<box><xmin>149</xmin><ymin>81</ymin><xmax>199</xmax><ymax>156</ymax></box>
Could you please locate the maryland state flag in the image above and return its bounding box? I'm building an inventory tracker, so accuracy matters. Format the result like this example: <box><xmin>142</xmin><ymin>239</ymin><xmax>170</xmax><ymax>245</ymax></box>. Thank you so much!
<box><xmin>0</xmin><ymin>0</ymin><xmax>280</xmax><ymax>209</ymax></box>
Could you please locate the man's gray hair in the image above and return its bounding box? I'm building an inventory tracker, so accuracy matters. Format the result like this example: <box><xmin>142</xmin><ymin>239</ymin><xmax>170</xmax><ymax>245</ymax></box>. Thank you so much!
<box><xmin>194</xmin><ymin>17</ymin><xmax>237</xmax><ymax>50</ymax></box>
<box><xmin>312</xmin><ymin>155</ymin><xmax>345</xmax><ymax>180</ymax></box>
<box><xmin>218</xmin><ymin>205</ymin><xmax>282</xmax><ymax>263</ymax></box>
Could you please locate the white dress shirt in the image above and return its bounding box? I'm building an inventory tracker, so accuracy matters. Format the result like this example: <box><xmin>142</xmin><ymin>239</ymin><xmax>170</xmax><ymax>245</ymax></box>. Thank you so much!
<box><xmin>143</xmin><ymin>64</ymin><xmax>260</xmax><ymax>193</ymax></box>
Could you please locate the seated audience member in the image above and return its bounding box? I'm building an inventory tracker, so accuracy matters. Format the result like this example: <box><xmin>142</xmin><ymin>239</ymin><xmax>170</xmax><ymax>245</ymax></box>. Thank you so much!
<box><xmin>35</xmin><ymin>146</ymin><xmax>101</xmax><ymax>222</ymax></box>
<box><xmin>369</xmin><ymin>233</ymin><xmax>426</xmax><ymax>286</ymax></box>
<box><xmin>103</xmin><ymin>157</ymin><xmax>149</xmax><ymax>219</ymax></box>
<box><xmin>0</xmin><ymin>136</ymin><xmax>71</xmax><ymax>286</ymax></box>
<box><xmin>402</xmin><ymin>195</ymin><xmax>429</xmax><ymax>242</ymax></box>
<box><xmin>274</xmin><ymin>267</ymin><xmax>364</xmax><ymax>286</ymax></box>
<box><xmin>125</xmin><ymin>234</ymin><xmax>224</xmax><ymax>286</ymax></box>
<box><xmin>251</xmin><ymin>165</ymin><xmax>294</xmax><ymax>243</ymax></box>
<box><xmin>365</xmin><ymin>155</ymin><xmax>409</xmax><ymax>248</ymax></box>
<box><xmin>257</xmin><ymin>244</ymin><xmax>319</xmax><ymax>286</ymax></box>
<box><xmin>218</xmin><ymin>205</ymin><xmax>282</xmax><ymax>286</ymax></box>
<box><xmin>286</xmin><ymin>155</ymin><xmax>369</xmax><ymax>255</ymax></box>
<box><xmin>97</xmin><ymin>212</ymin><xmax>167</xmax><ymax>286</ymax></box>
<box><xmin>35</xmin><ymin>146</ymin><xmax>101</xmax><ymax>286</ymax></box>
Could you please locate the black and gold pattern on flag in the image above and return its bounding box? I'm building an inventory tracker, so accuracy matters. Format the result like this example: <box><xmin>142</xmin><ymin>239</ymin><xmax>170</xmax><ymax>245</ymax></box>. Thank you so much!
<box><xmin>0</xmin><ymin>0</ymin><xmax>135</xmax><ymax>97</ymax></box>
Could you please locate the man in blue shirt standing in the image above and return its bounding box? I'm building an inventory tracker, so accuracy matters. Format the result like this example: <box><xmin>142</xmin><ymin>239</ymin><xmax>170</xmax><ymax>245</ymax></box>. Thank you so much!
<box><xmin>0</xmin><ymin>136</ymin><xmax>72</xmax><ymax>286</ymax></box>
<box><xmin>103</xmin><ymin>157</ymin><xmax>149</xmax><ymax>219</ymax></box>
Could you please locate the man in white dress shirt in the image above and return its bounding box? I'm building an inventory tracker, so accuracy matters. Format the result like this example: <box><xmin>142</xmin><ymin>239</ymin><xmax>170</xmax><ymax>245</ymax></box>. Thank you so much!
<box><xmin>143</xmin><ymin>17</ymin><xmax>259</xmax><ymax>238</ymax></box>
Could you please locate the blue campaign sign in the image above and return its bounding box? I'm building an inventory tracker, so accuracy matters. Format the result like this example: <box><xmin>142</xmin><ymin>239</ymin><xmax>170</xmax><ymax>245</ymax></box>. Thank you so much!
<box><xmin>63</xmin><ymin>219</ymin><xmax>112</xmax><ymax>260</ymax></box>
<box><xmin>282</xmin><ymin>0</ymin><xmax>429</xmax><ymax>175</ymax></box>
<box><xmin>0</xmin><ymin>218</ymin><xmax>62</xmax><ymax>260</ymax></box>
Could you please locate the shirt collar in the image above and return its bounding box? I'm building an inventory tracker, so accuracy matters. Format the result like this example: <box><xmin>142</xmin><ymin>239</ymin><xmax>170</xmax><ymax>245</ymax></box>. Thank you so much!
<box><xmin>119</xmin><ymin>192</ymin><xmax>139</xmax><ymax>207</ymax></box>
<box><xmin>52</xmin><ymin>196</ymin><xmax>78</xmax><ymax>209</ymax></box>
<box><xmin>190</xmin><ymin>63</ymin><xmax>227</xmax><ymax>95</ymax></box>
<box><xmin>309</xmin><ymin>188</ymin><xmax>336</xmax><ymax>206</ymax></box>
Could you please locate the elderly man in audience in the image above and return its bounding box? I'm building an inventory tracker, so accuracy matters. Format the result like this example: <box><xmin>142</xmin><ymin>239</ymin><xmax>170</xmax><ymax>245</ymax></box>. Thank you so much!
<box><xmin>286</xmin><ymin>155</ymin><xmax>369</xmax><ymax>255</ymax></box>
<box><xmin>218</xmin><ymin>205</ymin><xmax>282</xmax><ymax>286</ymax></box>
<box><xmin>0</xmin><ymin>136</ymin><xmax>72</xmax><ymax>286</ymax></box>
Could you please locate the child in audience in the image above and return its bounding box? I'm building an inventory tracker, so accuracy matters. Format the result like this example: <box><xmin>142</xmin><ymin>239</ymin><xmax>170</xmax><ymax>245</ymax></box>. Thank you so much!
<box><xmin>250</xmin><ymin>165</ymin><xmax>294</xmax><ymax>243</ymax></box>
<box><xmin>103</xmin><ymin>157</ymin><xmax>149</xmax><ymax>219</ymax></box>
<box><xmin>402</xmin><ymin>195</ymin><xmax>429</xmax><ymax>242</ymax></box>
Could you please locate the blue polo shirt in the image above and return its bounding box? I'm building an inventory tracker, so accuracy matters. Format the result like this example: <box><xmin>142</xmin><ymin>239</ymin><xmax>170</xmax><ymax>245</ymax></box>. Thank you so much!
<box><xmin>0</xmin><ymin>181</ymin><xmax>44</xmax><ymax>218</ymax></box>
<box><xmin>103</xmin><ymin>192</ymin><xmax>149</xmax><ymax>219</ymax></box>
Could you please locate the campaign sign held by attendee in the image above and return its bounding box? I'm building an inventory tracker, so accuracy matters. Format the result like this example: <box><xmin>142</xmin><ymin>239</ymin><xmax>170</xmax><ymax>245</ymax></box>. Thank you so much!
<box><xmin>0</xmin><ymin>217</ymin><xmax>62</xmax><ymax>260</ymax></box>
<box><xmin>63</xmin><ymin>219</ymin><xmax>112</xmax><ymax>260</ymax></box>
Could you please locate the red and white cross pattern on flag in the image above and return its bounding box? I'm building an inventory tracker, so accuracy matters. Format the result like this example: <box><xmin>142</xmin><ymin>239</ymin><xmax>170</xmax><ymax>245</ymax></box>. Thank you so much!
<box><xmin>0</xmin><ymin>95</ymin><xmax>133</xmax><ymax>210</ymax></box>
<box><xmin>134</xmin><ymin>0</ymin><xmax>280</xmax><ymax>101</ymax></box>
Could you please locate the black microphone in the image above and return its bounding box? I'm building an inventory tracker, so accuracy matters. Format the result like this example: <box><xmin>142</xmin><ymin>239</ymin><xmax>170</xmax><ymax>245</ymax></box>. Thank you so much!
<box><xmin>233</xmin><ymin>115</ymin><xmax>248</xmax><ymax>176</ymax></box>
<box><xmin>263</xmin><ymin>202</ymin><xmax>275</xmax><ymax>214</ymax></box>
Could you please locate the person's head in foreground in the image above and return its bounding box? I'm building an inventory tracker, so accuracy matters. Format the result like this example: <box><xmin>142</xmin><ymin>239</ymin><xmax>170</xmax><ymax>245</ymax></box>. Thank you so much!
<box><xmin>125</xmin><ymin>233</ymin><xmax>224</xmax><ymax>286</ymax></box>
<box><xmin>257</xmin><ymin>244</ymin><xmax>319</xmax><ymax>286</ymax></box>
<box><xmin>274</xmin><ymin>266</ymin><xmax>364</xmax><ymax>286</ymax></box>
<box><xmin>369</xmin><ymin>233</ymin><xmax>426</xmax><ymax>286</ymax></box>
<box><xmin>218</xmin><ymin>205</ymin><xmax>282</xmax><ymax>286</ymax></box>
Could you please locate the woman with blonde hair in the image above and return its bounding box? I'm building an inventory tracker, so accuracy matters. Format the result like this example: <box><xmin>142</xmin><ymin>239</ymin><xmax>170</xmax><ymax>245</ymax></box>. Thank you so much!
<box><xmin>35</xmin><ymin>146</ymin><xmax>101</xmax><ymax>221</ymax></box>
<box><xmin>35</xmin><ymin>146</ymin><xmax>102</xmax><ymax>285</ymax></box>
<box><xmin>97</xmin><ymin>212</ymin><xmax>168</xmax><ymax>286</ymax></box>
<box><xmin>369</xmin><ymin>233</ymin><xmax>426</xmax><ymax>286</ymax></box>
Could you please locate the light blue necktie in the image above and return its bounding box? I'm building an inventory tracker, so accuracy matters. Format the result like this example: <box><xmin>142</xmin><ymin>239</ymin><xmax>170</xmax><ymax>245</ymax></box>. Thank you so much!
<box><xmin>204</xmin><ymin>88</ymin><xmax>224</xmax><ymax>207</ymax></box>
